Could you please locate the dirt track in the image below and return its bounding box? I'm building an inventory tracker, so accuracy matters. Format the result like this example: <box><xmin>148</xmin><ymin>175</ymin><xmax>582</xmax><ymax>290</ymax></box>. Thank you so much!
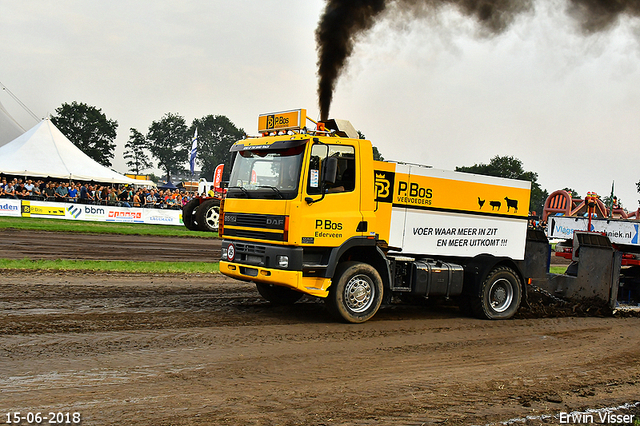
<box><xmin>1</xmin><ymin>230</ymin><xmax>639</xmax><ymax>425</ymax></box>
<box><xmin>0</xmin><ymin>229</ymin><xmax>221</xmax><ymax>262</ymax></box>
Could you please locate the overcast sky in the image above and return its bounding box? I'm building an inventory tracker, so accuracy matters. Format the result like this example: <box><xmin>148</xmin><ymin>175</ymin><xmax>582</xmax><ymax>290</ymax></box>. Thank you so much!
<box><xmin>1</xmin><ymin>0</ymin><xmax>639</xmax><ymax>210</ymax></box>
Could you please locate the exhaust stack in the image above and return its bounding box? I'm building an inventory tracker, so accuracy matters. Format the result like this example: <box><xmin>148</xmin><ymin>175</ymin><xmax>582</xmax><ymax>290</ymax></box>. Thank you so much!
<box><xmin>319</xmin><ymin>118</ymin><xmax>359</xmax><ymax>139</ymax></box>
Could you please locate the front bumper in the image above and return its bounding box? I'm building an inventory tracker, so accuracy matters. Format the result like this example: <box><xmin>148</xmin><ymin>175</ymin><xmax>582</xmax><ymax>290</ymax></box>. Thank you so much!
<box><xmin>219</xmin><ymin>261</ymin><xmax>331</xmax><ymax>298</ymax></box>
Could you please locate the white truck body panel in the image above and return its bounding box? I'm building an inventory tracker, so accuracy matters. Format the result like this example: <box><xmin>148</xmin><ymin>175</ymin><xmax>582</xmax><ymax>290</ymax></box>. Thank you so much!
<box><xmin>387</xmin><ymin>163</ymin><xmax>530</xmax><ymax>260</ymax></box>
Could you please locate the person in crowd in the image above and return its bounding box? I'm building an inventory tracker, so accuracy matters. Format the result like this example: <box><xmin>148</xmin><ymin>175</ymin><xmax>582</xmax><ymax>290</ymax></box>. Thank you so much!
<box><xmin>165</xmin><ymin>191</ymin><xmax>177</xmax><ymax>209</ymax></box>
<box><xmin>141</xmin><ymin>187</ymin><xmax>150</xmax><ymax>206</ymax></box>
<box><xmin>31</xmin><ymin>181</ymin><xmax>42</xmax><ymax>199</ymax></box>
<box><xmin>94</xmin><ymin>185</ymin><xmax>106</xmax><ymax>204</ymax></box>
<box><xmin>14</xmin><ymin>180</ymin><xmax>27</xmax><ymax>198</ymax></box>
<box><xmin>24</xmin><ymin>179</ymin><xmax>34</xmax><ymax>193</ymax></box>
<box><xmin>79</xmin><ymin>183</ymin><xmax>91</xmax><ymax>203</ymax></box>
<box><xmin>116</xmin><ymin>186</ymin><xmax>130</xmax><ymax>208</ymax></box>
<box><xmin>107</xmin><ymin>187</ymin><xmax>117</xmax><ymax>206</ymax></box>
<box><xmin>55</xmin><ymin>182</ymin><xmax>69</xmax><ymax>201</ymax></box>
<box><xmin>44</xmin><ymin>182</ymin><xmax>56</xmax><ymax>201</ymax></box>
<box><xmin>80</xmin><ymin>184</ymin><xmax>95</xmax><ymax>204</ymax></box>
<box><xmin>154</xmin><ymin>190</ymin><xmax>162</xmax><ymax>208</ymax></box>
<box><xmin>132</xmin><ymin>189</ymin><xmax>142</xmax><ymax>207</ymax></box>
<box><xmin>146</xmin><ymin>189</ymin><xmax>158</xmax><ymax>207</ymax></box>
<box><xmin>140</xmin><ymin>189</ymin><xmax>147</xmax><ymax>207</ymax></box>
<box><xmin>88</xmin><ymin>185</ymin><xmax>97</xmax><ymax>201</ymax></box>
<box><xmin>173</xmin><ymin>190</ymin><xmax>182</xmax><ymax>208</ymax></box>
<box><xmin>67</xmin><ymin>183</ymin><xmax>78</xmax><ymax>202</ymax></box>
<box><xmin>99</xmin><ymin>186</ymin><xmax>108</xmax><ymax>205</ymax></box>
<box><xmin>103</xmin><ymin>186</ymin><xmax>112</xmax><ymax>204</ymax></box>
<box><xmin>159</xmin><ymin>190</ymin><xmax>168</xmax><ymax>208</ymax></box>
<box><xmin>14</xmin><ymin>179</ymin><xmax>25</xmax><ymax>196</ymax></box>
<box><xmin>3</xmin><ymin>180</ymin><xmax>17</xmax><ymax>199</ymax></box>
<box><xmin>105</xmin><ymin>186</ymin><xmax>113</xmax><ymax>204</ymax></box>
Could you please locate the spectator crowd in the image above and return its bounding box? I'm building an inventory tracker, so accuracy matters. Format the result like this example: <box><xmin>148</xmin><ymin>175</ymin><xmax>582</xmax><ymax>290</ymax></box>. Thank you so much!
<box><xmin>0</xmin><ymin>177</ymin><xmax>196</xmax><ymax>210</ymax></box>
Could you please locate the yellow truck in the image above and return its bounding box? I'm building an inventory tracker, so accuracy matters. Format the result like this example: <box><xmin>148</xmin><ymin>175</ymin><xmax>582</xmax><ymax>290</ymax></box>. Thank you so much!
<box><xmin>218</xmin><ymin>109</ymin><xmax>553</xmax><ymax>323</ymax></box>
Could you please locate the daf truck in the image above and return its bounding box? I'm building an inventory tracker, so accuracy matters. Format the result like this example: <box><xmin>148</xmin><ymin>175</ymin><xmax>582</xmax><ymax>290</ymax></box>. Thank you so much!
<box><xmin>217</xmin><ymin>109</ymin><xmax>560</xmax><ymax>323</ymax></box>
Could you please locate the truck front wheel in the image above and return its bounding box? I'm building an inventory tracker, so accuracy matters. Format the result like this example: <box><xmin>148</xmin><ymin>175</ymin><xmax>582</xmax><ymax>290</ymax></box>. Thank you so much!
<box><xmin>472</xmin><ymin>266</ymin><xmax>522</xmax><ymax>319</ymax></box>
<box><xmin>255</xmin><ymin>283</ymin><xmax>303</xmax><ymax>305</ymax></box>
<box><xmin>326</xmin><ymin>261</ymin><xmax>383</xmax><ymax>323</ymax></box>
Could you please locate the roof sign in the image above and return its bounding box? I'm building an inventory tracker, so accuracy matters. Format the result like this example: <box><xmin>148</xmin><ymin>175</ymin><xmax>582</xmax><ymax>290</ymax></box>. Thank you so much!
<box><xmin>258</xmin><ymin>109</ymin><xmax>306</xmax><ymax>133</ymax></box>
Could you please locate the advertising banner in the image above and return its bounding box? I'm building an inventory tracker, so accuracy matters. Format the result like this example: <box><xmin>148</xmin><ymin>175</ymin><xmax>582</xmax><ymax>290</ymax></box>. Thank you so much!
<box><xmin>548</xmin><ymin>216</ymin><xmax>639</xmax><ymax>247</ymax></box>
<box><xmin>0</xmin><ymin>199</ymin><xmax>21</xmax><ymax>217</ymax></box>
<box><xmin>68</xmin><ymin>204</ymin><xmax>107</xmax><ymax>221</ymax></box>
<box><xmin>144</xmin><ymin>208</ymin><xmax>183</xmax><ymax>226</ymax></box>
<box><xmin>106</xmin><ymin>206</ymin><xmax>144</xmax><ymax>223</ymax></box>
<box><xmin>0</xmin><ymin>199</ymin><xmax>183</xmax><ymax>226</ymax></box>
<box><xmin>21</xmin><ymin>200</ymin><xmax>67</xmax><ymax>219</ymax></box>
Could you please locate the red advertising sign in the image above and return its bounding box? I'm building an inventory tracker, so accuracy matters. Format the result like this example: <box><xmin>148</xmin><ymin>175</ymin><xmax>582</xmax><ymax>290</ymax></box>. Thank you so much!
<box><xmin>213</xmin><ymin>164</ymin><xmax>224</xmax><ymax>188</ymax></box>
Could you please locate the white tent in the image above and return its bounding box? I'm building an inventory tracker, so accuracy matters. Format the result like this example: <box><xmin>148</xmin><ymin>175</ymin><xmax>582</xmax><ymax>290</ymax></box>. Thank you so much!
<box><xmin>0</xmin><ymin>118</ymin><xmax>141</xmax><ymax>184</ymax></box>
<box><xmin>0</xmin><ymin>99</ymin><xmax>25</xmax><ymax>147</ymax></box>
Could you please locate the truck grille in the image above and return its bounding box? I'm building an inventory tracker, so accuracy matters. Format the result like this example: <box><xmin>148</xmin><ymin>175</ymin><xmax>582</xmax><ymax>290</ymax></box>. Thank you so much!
<box><xmin>224</xmin><ymin>213</ymin><xmax>286</xmax><ymax>230</ymax></box>
<box><xmin>224</xmin><ymin>228</ymin><xmax>284</xmax><ymax>242</ymax></box>
<box><xmin>234</xmin><ymin>243</ymin><xmax>266</xmax><ymax>254</ymax></box>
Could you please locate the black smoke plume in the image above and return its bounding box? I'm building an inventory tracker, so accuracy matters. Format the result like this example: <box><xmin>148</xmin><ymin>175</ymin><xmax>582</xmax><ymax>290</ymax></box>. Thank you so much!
<box><xmin>316</xmin><ymin>0</ymin><xmax>386</xmax><ymax>121</ymax></box>
<box><xmin>568</xmin><ymin>0</ymin><xmax>640</xmax><ymax>33</ymax></box>
<box><xmin>316</xmin><ymin>0</ymin><xmax>640</xmax><ymax>121</ymax></box>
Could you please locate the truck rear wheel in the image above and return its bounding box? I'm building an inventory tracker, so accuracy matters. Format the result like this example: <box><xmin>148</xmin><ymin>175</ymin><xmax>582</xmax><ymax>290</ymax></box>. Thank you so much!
<box><xmin>472</xmin><ymin>266</ymin><xmax>522</xmax><ymax>319</ymax></box>
<box><xmin>195</xmin><ymin>199</ymin><xmax>220</xmax><ymax>232</ymax></box>
<box><xmin>182</xmin><ymin>198</ymin><xmax>200</xmax><ymax>231</ymax></box>
<box><xmin>255</xmin><ymin>283</ymin><xmax>303</xmax><ymax>305</ymax></box>
<box><xmin>326</xmin><ymin>261</ymin><xmax>383</xmax><ymax>323</ymax></box>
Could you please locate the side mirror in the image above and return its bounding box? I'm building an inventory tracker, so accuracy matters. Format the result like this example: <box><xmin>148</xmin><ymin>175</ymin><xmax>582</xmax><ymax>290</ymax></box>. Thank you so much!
<box><xmin>323</xmin><ymin>157</ymin><xmax>338</xmax><ymax>184</ymax></box>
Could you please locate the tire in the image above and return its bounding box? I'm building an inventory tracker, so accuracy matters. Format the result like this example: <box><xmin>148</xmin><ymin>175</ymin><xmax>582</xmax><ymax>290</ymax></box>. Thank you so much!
<box><xmin>182</xmin><ymin>198</ymin><xmax>200</xmax><ymax>231</ymax></box>
<box><xmin>472</xmin><ymin>266</ymin><xmax>522</xmax><ymax>319</ymax></box>
<box><xmin>195</xmin><ymin>199</ymin><xmax>221</xmax><ymax>232</ymax></box>
<box><xmin>255</xmin><ymin>283</ymin><xmax>304</xmax><ymax>305</ymax></box>
<box><xmin>326</xmin><ymin>261</ymin><xmax>384</xmax><ymax>323</ymax></box>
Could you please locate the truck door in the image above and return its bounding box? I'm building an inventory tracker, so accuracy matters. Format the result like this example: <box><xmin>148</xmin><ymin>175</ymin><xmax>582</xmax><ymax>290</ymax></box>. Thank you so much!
<box><xmin>295</xmin><ymin>143</ymin><xmax>362</xmax><ymax>247</ymax></box>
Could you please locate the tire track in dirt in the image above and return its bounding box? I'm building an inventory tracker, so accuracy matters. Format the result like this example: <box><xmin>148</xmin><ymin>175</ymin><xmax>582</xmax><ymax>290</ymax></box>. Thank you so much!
<box><xmin>0</xmin><ymin>228</ymin><xmax>221</xmax><ymax>261</ymax></box>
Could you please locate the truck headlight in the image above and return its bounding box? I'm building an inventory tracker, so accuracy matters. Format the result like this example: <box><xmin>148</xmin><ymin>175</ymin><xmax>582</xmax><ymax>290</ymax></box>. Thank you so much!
<box><xmin>277</xmin><ymin>255</ymin><xmax>289</xmax><ymax>268</ymax></box>
<box><xmin>221</xmin><ymin>247</ymin><xmax>227</xmax><ymax>260</ymax></box>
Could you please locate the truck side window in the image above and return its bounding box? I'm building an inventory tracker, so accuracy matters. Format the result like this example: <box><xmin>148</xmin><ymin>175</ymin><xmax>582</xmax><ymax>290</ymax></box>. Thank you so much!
<box><xmin>307</xmin><ymin>144</ymin><xmax>355</xmax><ymax>195</ymax></box>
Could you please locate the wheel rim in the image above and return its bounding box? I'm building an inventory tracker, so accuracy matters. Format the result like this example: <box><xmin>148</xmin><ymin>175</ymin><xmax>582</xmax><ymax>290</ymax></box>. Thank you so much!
<box><xmin>344</xmin><ymin>274</ymin><xmax>374</xmax><ymax>313</ymax></box>
<box><xmin>488</xmin><ymin>278</ymin><xmax>514</xmax><ymax>313</ymax></box>
<box><xmin>205</xmin><ymin>206</ymin><xmax>219</xmax><ymax>229</ymax></box>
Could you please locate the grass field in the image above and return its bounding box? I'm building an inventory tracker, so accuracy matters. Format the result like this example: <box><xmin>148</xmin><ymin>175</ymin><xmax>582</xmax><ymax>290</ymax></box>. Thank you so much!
<box><xmin>0</xmin><ymin>259</ymin><xmax>219</xmax><ymax>274</ymax></box>
<box><xmin>0</xmin><ymin>216</ymin><xmax>219</xmax><ymax>273</ymax></box>
<box><xmin>0</xmin><ymin>216</ymin><xmax>217</xmax><ymax>238</ymax></box>
<box><xmin>549</xmin><ymin>266</ymin><xmax>567</xmax><ymax>274</ymax></box>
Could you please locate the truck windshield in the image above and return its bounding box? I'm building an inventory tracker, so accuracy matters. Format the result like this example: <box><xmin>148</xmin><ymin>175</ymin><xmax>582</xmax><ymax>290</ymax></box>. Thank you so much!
<box><xmin>227</xmin><ymin>145</ymin><xmax>305</xmax><ymax>200</ymax></box>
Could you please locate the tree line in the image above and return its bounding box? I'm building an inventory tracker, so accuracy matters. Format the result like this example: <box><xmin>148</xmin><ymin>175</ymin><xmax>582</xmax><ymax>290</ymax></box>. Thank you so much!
<box><xmin>50</xmin><ymin>101</ymin><xmax>638</xmax><ymax>212</ymax></box>
<box><xmin>50</xmin><ymin>102</ymin><xmax>244</xmax><ymax>182</ymax></box>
